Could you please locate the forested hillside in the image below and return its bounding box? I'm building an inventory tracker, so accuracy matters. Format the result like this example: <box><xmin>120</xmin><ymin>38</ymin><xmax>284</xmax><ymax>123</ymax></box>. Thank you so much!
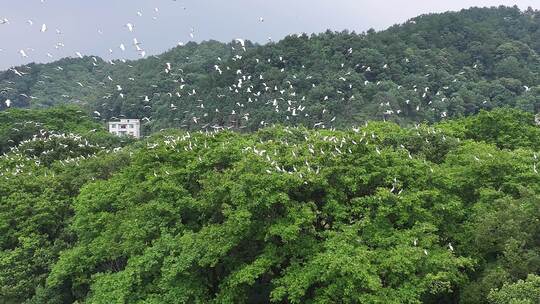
<box><xmin>1</xmin><ymin>6</ymin><xmax>540</xmax><ymax>133</ymax></box>
<box><xmin>0</xmin><ymin>106</ymin><xmax>130</xmax><ymax>154</ymax></box>
<box><xmin>1</xmin><ymin>106</ymin><xmax>540</xmax><ymax>303</ymax></box>
<box><xmin>2</xmin><ymin>5</ymin><xmax>540</xmax><ymax>304</ymax></box>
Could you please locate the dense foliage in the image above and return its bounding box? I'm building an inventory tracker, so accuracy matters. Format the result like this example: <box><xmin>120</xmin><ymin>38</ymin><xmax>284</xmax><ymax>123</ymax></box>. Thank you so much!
<box><xmin>1</xmin><ymin>106</ymin><xmax>539</xmax><ymax>303</ymax></box>
<box><xmin>0</xmin><ymin>105</ymin><xmax>130</xmax><ymax>154</ymax></box>
<box><xmin>2</xmin><ymin>5</ymin><xmax>540</xmax><ymax>304</ymax></box>
<box><xmin>488</xmin><ymin>274</ymin><xmax>540</xmax><ymax>304</ymax></box>
<box><xmin>1</xmin><ymin>6</ymin><xmax>540</xmax><ymax>133</ymax></box>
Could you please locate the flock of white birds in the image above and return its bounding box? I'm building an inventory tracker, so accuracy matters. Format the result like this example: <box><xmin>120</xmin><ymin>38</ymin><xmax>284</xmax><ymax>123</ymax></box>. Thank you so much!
<box><xmin>0</xmin><ymin>4</ymin><xmax>539</xmax><ymax>260</ymax></box>
<box><xmin>0</xmin><ymin>2</ymin><xmax>535</xmax><ymax>129</ymax></box>
<box><xmin>0</xmin><ymin>2</ymin><xmax>538</xmax><ymax>188</ymax></box>
<box><xmin>2</xmin><ymin>118</ymin><xmax>538</xmax><ymax>256</ymax></box>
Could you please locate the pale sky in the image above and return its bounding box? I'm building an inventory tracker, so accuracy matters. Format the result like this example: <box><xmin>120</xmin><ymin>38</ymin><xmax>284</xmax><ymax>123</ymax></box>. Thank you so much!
<box><xmin>0</xmin><ymin>0</ymin><xmax>537</xmax><ymax>70</ymax></box>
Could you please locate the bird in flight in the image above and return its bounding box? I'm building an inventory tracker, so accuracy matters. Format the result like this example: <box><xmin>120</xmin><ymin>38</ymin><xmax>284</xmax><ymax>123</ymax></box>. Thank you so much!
<box><xmin>235</xmin><ymin>38</ymin><xmax>245</xmax><ymax>47</ymax></box>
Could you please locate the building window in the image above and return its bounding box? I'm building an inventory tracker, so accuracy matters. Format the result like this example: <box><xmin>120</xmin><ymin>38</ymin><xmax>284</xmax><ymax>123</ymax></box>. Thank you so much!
<box><xmin>110</xmin><ymin>124</ymin><xmax>116</xmax><ymax>128</ymax></box>
<box><xmin>129</xmin><ymin>124</ymin><xmax>134</xmax><ymax>128</ymax></box>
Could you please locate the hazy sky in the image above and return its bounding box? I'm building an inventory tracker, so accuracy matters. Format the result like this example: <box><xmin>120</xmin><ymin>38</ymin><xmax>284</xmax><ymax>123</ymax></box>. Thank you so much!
<box><xmin>0</xmin><ymin>0</ymin><xmax>537</xmax><ymax>70</ymax></box>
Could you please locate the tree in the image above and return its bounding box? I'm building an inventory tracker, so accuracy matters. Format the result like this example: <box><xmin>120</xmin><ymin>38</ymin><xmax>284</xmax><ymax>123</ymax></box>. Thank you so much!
<box><xmin>488</xmin><ymin>274</ymin><xmax>540</xmax><ymax>304</ymax></box>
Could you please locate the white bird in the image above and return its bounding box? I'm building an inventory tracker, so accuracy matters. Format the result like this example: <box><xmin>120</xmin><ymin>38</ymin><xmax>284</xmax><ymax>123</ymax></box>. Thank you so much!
<box><xmin>93</xmin><ymin>110</ymin><xmax>101</xmax><ymax>116</ymax></box>
<box><xmin>119</xmin><ymin>44</ymin><xmax>126</xmax><ymax>51</ymax></box>
<box><xmin>126</xmin><ymin>23</ymin><xmax>134</xmax><ymax>32</ymax></box>
<box><xmin>235</xmin><ymin>38</ymin><xmax>245</xmax><ymax>47</ymax></box>
<box><xmin>75</xmin><ymin>51</ymin><xmax>83</xmax><ymax>58</ymax></box>
<box><xmin>19</xmin><ymin>49</ymin><xmax>28</xmax><ymax>58</ymax></box>
<box><xmin>5</xmin><ymin>99</ymin><xmax>11</xmax><ymax>107</ymax></box>
<box><xmin>524</xmin><ymin>85</ymin><xmax>531</xmax><ymax>92</ymax></box>
<box><xmin>10</xmin><ymin>68</ymin><xmax>23</xmax><ymax>76</ymax></box>
<box><xmin>41</xmin><ymin>24</ymin><xmax>47</xmax><ymax>32</ymax></box>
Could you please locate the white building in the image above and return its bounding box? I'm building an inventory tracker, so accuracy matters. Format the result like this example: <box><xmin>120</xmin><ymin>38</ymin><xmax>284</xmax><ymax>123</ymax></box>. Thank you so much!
<box><xmin>108</xmin><ymin>119</ymin><xmax>141</xmax><ymax>138</ymax></box>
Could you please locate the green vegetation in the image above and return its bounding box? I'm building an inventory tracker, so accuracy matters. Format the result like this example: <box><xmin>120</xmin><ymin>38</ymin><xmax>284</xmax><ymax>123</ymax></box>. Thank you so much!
<box><xmin>2</xmin><ymin>5</ymin><xmax>540</xmax><ymax>304</ymax></box>
<box><xmin>488</xmin><ymin>274</ymin><xmax>540</xmax><ymax>304</ymax></box>
<box><xmin>1</xmin><ymin>6</ymin><xmax>540</xmax><ymax>133</ymax></box>
<box><xmin>0</xmin><ymin>105</ymin><xmax>129</xmax><ymax>154</ymax></box>
<box><xmin>1</xmin><ymin>106</ymin><xmax>539</xmax><ymax>303</ymax></box>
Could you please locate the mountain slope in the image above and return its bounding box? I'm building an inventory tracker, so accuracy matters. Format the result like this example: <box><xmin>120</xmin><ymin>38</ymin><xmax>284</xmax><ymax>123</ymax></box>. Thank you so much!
<box><xmin>1</xmin><ymin>107</ymin><xmax>540</xmax><ymax>303</ymax></box>
<box><xmin>0</xmin><ymin>6</ymin><xmax>539</xmax><ymax>133</ymax></box>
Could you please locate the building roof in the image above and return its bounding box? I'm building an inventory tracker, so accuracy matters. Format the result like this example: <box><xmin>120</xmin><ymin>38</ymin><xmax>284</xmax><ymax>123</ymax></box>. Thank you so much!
<box><xmin>108</xmin><ymin>119</ymin><xmax>140</xmax><ymax>123</ymax></box>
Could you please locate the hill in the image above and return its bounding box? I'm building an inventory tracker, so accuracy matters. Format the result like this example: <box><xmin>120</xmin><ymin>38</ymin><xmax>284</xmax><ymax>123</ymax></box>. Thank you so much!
<box><xmin>0</xmin><ymin>6</ymin><xmax>539</xmax><ymax>133</ymax></box>
<box><xmin>1</xmin><ymin>107</ymin><xmax>540</xmax><ymax>303</ymax></box>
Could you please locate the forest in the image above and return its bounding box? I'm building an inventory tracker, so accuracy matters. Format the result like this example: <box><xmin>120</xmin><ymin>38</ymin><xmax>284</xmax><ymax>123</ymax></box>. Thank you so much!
<box><xmin>1</xmin><ymin>5</ymin><xmax>540</xmax><ymax>304</ymax></box>
<box><xmin>1</xmin><ymin>106</ymin><xmax>540</xmax><ymax>303</ymax></box>
<box><xmin>0</xmin><ymin>6</ymin><xmax>539</xmax><ymax>133</ymax></box>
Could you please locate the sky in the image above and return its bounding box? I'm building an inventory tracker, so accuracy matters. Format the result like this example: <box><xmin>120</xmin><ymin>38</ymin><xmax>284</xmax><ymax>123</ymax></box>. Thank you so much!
<box><xmin>0</xmin><ymin>0</ymin><xmax>537</xmax><ymax>70</ymax></box>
